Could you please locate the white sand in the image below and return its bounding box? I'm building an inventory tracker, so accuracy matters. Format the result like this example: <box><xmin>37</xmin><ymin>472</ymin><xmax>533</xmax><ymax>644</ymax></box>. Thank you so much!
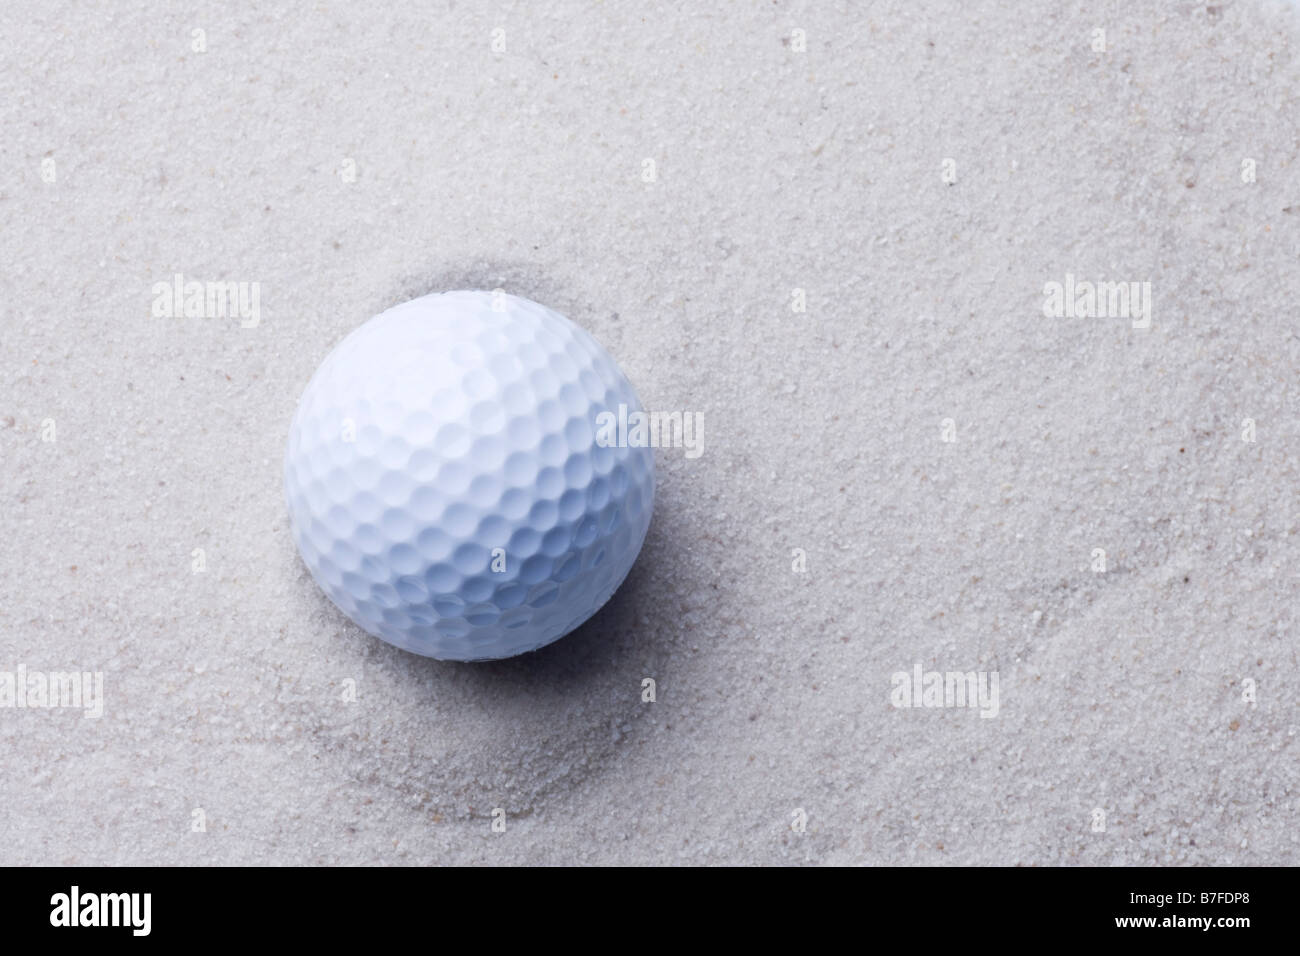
<box><xmin>2</xmin><ymin>0</ymin><xmax>1298</xmax><ymax>864</ymax></box>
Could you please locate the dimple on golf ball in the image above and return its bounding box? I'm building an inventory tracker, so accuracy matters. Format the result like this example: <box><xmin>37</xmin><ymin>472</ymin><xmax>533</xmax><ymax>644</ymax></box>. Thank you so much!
<box><xmin>284</xmin><ymin>290</ymin><xmax>654</xmax><ymax>661</ymax></box>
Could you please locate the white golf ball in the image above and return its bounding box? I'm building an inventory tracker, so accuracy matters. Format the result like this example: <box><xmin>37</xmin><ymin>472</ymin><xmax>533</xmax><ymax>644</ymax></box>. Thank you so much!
<box><xmin>284</xmin><ymin>290</ymin><xmax>654</xmax><ymax>661</ymax></box>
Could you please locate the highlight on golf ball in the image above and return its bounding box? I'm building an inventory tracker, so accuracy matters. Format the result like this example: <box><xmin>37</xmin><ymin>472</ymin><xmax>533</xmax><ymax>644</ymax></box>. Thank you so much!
<box><xmin>284</xmin><ymin>290</ymin><xmax>655</xmax><ymax>661</ymax></box>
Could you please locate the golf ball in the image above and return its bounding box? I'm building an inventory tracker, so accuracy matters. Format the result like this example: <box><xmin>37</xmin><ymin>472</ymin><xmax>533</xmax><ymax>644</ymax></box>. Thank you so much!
<box><xmin>284</xmin><ymin>290</ymin><xmax>654</xmax><ymax>661</ymax></box>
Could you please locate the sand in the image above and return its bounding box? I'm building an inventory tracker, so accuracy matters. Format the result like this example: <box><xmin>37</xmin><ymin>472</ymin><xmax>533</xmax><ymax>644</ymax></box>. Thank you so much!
<box><xmin>1</xmin><ymin>0</ymin><xmax>1298</xmax><ymax>864</ymax></box>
